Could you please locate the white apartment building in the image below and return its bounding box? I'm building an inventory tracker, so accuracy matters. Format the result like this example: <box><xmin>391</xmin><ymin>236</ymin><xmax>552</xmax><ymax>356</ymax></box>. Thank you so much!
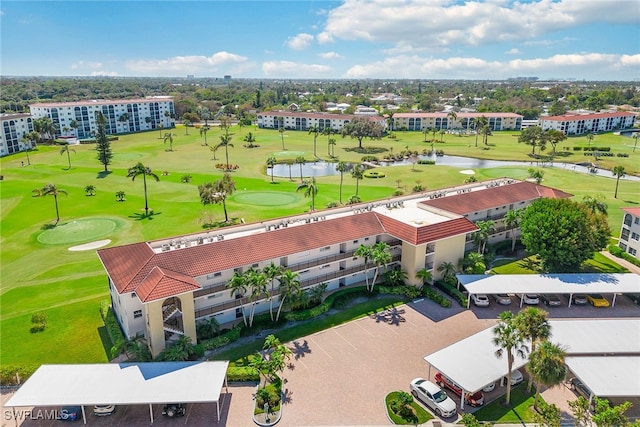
<box><xmin>97</xmin><ymin>179</ymin><xmax>571</xmax><ymax>357</ymax></box>
<box><xmin>619</xmin><ymin>207</ymin><xmax>640</xmax><ymax>259</ymax></box>
<box><xmin>391</xmin><ymin>112</ymin><xmax>523</xmax><ymax>132</ymax></box>
<box><xmin>29</xmin><ymin>97</ymin><xmax>176</xmax><ymax>139</ymax></box>
<box><xmin>539</xmin><ymin>111</ymin><xmax>636</xmax><ymax>136</ymax></box>
<box><xmin>257</xmin><ymin>111</ymin><xmax>386</xmax><ymax>132</ymax></box>
<box><xmin>0</xmin><ymin>114</ymin><xmax>34</xmax><ymax>156</ymax></box>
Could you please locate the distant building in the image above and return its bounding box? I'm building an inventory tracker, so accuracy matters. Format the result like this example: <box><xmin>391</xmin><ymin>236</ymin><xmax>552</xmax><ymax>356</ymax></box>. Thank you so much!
<box><xmin>539</xmin><ymin>111</ymin><xmax>636</xmax><ymax>136</ymax></box>
<box><xmin>392</xmin><ymin>112</ymin><xmax>523</xmax><ymax>131</ymax></box>
<box><xmin>0</xmin><ymin>113</ymin><xmax>34</xmax><ymax>156</ymax></box>
<box><xmin>354</xmin><ymin>106</ymin><xmax>379</xmax><ymax>116</ymax></box>
<box><xmin>29</xmin><ymin>97</ymin><xmax>176</xmax><ymax>139</ymax></box>
<box><xmin>619</xmin><ymin>207</ymin><xmax>640</xmax><ymax>259</ymax></box>
<box><xmin>257</xmin><ymin>111</ymin><xmax>386</xmax><ymax>131</ymax></box>
<box><xmin>223</xmin><ymin>75</ymin><xmax>232</xmax><ymax>81</ymax></box>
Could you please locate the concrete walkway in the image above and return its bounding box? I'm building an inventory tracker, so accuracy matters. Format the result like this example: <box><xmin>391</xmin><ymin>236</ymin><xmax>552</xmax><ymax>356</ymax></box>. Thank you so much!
<box><xmin>599</xmin><ymin>250</ymin><xmax>640</xmax><ymax>274</ymax></box>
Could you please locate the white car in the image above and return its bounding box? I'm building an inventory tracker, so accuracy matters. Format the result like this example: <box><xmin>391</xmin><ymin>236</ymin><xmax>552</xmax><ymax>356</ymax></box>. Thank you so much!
<box><xmin>482</xmin><ymin>382</ymin><xmax>495</xmax><ymax>392</ymax></box>
<box><xmin>523</xmin><ymin>294</ymin><xmax>540</xmax><ymax>305</ymax></box>
<box><xmin>493</xmin><ymin>294</ymin><xmax>512</xmax><ymax>305</ymax></box>
<box><xmin>506</xmin><ymin>369</ymin><xmax>524</xmax><ymax>386</ymax></box>
<box><xmin>93</xmin><ymin>405</ymin><xmax>115</xmax><ymax>416</ymax></box>
<box><xmin>471</xmin><ymin>294</ymin><xmax>490</xmax><ymax>307</ymax></box>
<box><xmin>410</xmin><ymin>378</ymin><xmax>457</xmax><ymax>418</ymax></box>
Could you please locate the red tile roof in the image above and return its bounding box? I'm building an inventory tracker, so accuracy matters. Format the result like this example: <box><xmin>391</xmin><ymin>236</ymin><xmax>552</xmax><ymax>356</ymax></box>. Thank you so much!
<box><xmin>136</xmin><ymin>267</ymin><xmax>201</xmax><ymax>303</ymax></box>
<box><xmin>420</xmin><ymin>181</ymin><xmax>573</xmax><ymax>215</ymax></box>
<box><xmin>622</xmin><ymin>207</ymin><xmax>640</xmax><ymax>217</ymax></box>
<box><xmin>258</xmin><ymin>111</ymin><xmax>385</xmax><ymax>122</ymax></box>
<box><xmin>97</xmin><ymin>242</ymin><xmax>155</xmax><ymax>293</ymax></box>
<box><xmin>377</xmin><ymin>215</ymin><xmax>477</xmax><ymax>245</ymax></box>
<box><xmin>541</xmin><ymin>111</ymin><xmax>636</xmax><ymax>122</ymax></box>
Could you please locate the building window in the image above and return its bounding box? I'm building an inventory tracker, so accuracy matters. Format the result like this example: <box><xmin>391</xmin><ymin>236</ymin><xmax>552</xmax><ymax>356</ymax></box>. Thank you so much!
<box><xmin>320</xmin><ymin>246</ymin><xmax>331</xmax><ymax>252</ymax></box>
<box><xmin>623</xmin><ymin>214</ymin><xmax>632</xmax><ymax>227</ymax></box>
<box><xmin>619</xmin><ymin>243</ymin><xmax>627</xmax><ymax>251</ymax></box>
<box><xmin>235</xmin><ymin>308</ymin><xmax>243</xmax><ymax>318</ymax></box>
<box><xmin>621</xmin><ymin>228</ymin><xmax>630</xmax><ymax>241</ymax></box>
<box><xmin>353</xmin><ymin>240</ymin><xmax>359</xmax><ymax>244</ymax></box>
<box><xmin>634</xmin><ymin>217</ymin><xmax>640</xmax><ymax>225</ymax></box>
<box><xmin>131</xmin><ymin>292</ymin><xmax>136</xmax><ymax>298</ymax></box>
<box><xmin>632</xmin><ymin>232</ymin><xmax>639</xmax><ymax>241</ymax></box>
<box><xmin>133</xmin><ymin>310</ymin><xmax>142</xmax><ymax>319</ymax></box>
<box><xmin>207</xmin><ymin>272</ymin><xmax>222</xmax><ymax>279</ymax></box>
<box><xmin>252</xmin><ymin>263</ymin><xmax>259</xmax><ymax>268</ymax></box>
<box><xmin>630</xmin><ymin>248</ymin><xmax>637</xmax><ymax>256</ymax></box>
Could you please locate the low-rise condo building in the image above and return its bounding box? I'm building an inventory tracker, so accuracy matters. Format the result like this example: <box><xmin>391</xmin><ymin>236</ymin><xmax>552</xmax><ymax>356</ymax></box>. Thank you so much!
<box><xmin>0</xmin><ymin>113</ymin><xmax>34</xmax><ymax>156</ymax></box>
<box><xmin>619</xmin><ymin>207</ymin><xmax>640</xmax><ymax>259</ymax></box>
<box><xmin>539</xmin><ymin>111</ymin><xmax>636</xmax><ymax>136</ymax></box>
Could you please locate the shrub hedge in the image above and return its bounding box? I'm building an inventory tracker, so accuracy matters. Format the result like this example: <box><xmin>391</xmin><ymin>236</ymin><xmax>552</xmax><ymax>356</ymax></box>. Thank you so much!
<box><xmin>421</xmin><ymin>287</ymin><xmax>452</xmax><ymax>307</ymax></box>
<box><xmin>227</xmin><ymin>366</ymin><xmax>260</xmax><ymax>382</ymax></box>
<box><xmin>100</xmin><ymin>300</ymin><xmax>125</xmax><ymax>359</ymax></box>
<box><xmin>608</xmin><ymin>244</ymin><xmax>640</xmax><ymax>268</ymax></box>
<box><xmin>435</xmin><ymin>280</ymin><xmax>468</xmax><ymax>307</ymax></box>
<box><xmin>0</xmin><ymin>364</ymin><xmax>39</xmax><ymax>386</ymax></box>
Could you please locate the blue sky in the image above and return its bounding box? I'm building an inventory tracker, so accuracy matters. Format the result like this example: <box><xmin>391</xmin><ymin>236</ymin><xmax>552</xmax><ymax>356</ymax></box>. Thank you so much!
<box><xmin>1</xmin><ymin>0</ymin><xmax>639</xmax><ymax>80</ymax></box>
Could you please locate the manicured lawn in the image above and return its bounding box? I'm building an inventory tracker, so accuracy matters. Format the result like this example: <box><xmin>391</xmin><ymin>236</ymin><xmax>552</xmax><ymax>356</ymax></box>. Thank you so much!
<box><xmin>385</xmin><ymin>391</ymin><xmax>433</xmax><ymax>424</ymax></box>
<box><xmin>491</xmin><ymin>252</ymin><xmax>629</xmax><ymax>275</ymax></box>
<box><xmin>1</xmin><ymin>125</ymin><xmax>638</xmax><ymax>367</ymax></box>
<box><xmin>472</xmin><ymin>384</ymin><xmax>539</xmax><ymax>423</ymax></box>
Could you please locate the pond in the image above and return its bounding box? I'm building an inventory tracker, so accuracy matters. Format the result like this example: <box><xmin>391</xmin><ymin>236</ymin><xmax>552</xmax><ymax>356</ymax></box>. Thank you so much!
<box><xmin>270</xmin><ymin>154</ymin><xmax>640</xmax><ymax>181</ymax></box>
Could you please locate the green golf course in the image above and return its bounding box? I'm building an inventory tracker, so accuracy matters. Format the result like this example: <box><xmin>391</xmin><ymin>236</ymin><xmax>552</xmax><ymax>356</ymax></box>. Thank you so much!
<box><xmin>1</xmin><ymin>123</ymin><xmax>638</xmax><ymax>368</ymax></box>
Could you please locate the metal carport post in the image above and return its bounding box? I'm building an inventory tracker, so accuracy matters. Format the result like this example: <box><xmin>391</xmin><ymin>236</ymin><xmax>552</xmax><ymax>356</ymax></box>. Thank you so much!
<box><xmin>149</xmin><ymin>403</ymin><xmax>154</xmax><ymax>423</ymax></box>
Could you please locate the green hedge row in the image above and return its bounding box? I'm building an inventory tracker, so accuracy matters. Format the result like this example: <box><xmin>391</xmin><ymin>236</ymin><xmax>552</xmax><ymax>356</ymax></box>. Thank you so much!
<box><xmin>227</xmin><ymin>366</ymin><xmax>260</xmax><ymax>382</ymax></box>
<box><xmin>0</xmin><ymin>364</ymin><xmax>39</xmax><ymax>386</ymax></box>
<box><xmin>609</xmin><ymin>244</ymin><xmax>640</xmax><ymax>268</ymax></box>
<box><xmin>201</xmin><ymin>326</ymin><xmax>242</xmax><ymax>351</ymax></box>
<box><xmin>284</xmin><ymin>286</ymin><xmax>371</xmax><ymax>321</ymax></box>
<box><xmin>100</xmin><ymin>300</ymin><xmax>126</xmax><ymax>359</ymax></box>
<box><xmin>417</xmin><ymin>160</ymin><xmax>436</xmax><ymax>165</ymax></box>
<box><xmin>435</xmin><ymin>281</ymin><xmax>468</xmax><ymax>307</ymax></box>
<box><xmin>422</xmin><ymin>287</ymin><xmax>452</xmax><ymax>308</ymax></box>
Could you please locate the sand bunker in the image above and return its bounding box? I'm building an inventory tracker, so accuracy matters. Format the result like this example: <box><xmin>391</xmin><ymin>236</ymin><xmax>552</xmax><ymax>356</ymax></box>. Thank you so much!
<box><xmin>459</xmin><ymin>169</ymin><xmax>475</xmax><ymax>175</ymax></box>
<box><xmin>68</xmin><ymin>239</ymin><xmax>111</xmax><ymax>251</ymax></box>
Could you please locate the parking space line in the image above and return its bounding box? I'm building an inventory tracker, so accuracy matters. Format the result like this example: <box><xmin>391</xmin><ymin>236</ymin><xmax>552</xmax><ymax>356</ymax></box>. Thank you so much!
<box><xmin>355</xmin><ymin>320</ymin><xmax>376</xmax><ymax>337</ymax></box>
<box><xmin>309</xmin><ymin>336</ymin><xmax>333</xmax><ymax>359</ymax></box>
<box><xmin>334</xmin><ymin>329</ymin><xmax>358</xmax><ymax>350</ymax></box>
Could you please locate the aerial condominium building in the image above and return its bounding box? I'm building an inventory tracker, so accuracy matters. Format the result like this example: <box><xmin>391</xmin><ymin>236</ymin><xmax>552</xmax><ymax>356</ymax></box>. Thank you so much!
<box><xmin>257</xmin><ymin>111</ymin><xmax>386</xmax><ymax>131</ymax></box>
<box><xmin>619</xmin><ymin>207</ymin><xmax>640</xmax><ymax>260</ymax></box>
<box><xmin>539</xmin><ymin>111</ymin><xmax>636</xmax><ymax>136</ymax></box>
<box><xmin>391</xmin><ymin>112</ymin><xmax>523</xmax><ymax>132</ymax></box>
<box><xmin>0</xmin><ymin>113</ymin><xmax>34</xmax><ymax>156</ymax></box>
<box><xmin>29</xmin><ymin>97</ymin><xmax>176</xmax><ymax>139</ymax></box>
<box><xmin>97</xmin><ymin>179</ymin><xmax>572</xmax><ymax>356</ymax></box>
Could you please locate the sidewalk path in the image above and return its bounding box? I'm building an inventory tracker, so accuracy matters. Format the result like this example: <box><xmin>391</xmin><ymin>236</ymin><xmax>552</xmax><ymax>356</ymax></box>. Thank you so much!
<box><xmin>599</xmin><ymin>250</ymin><xmax>640</xmax><ymax>274</ymax></box>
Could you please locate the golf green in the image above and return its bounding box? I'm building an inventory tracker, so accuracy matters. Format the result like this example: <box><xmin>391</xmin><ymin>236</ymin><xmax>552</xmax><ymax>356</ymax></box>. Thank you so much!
<box><xmin>274</xmin><ymin>151</ymin><xmax>305</xmax><ymax>157</ymax></box>
<box><xmin>232</xmin><ymin>191</ymin><xmax>299</xmax><ymax>206</ymax></box>
<box><xmin>37</xmin><ymin>218</ymin><xmax>118</xmax><ymax>245</ymax></box>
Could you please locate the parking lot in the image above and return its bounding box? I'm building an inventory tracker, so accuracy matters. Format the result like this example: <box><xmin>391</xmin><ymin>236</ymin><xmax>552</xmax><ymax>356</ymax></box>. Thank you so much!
<box><xmin>2</xmin><ymin>294</ymin><xmax>639</xmax><ymax>426</ymax></box>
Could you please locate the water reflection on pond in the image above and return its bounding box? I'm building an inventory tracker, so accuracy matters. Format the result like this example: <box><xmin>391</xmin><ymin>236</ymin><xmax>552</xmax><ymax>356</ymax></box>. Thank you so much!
<box><xmin>270</xmin><ymin>154</ymin><xmax>640</xmax><ymax>181</ymax></box>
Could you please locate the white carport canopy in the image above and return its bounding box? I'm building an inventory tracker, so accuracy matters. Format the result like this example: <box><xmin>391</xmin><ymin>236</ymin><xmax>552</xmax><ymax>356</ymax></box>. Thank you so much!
<box><xmin>566</xmin><ymin>356</ymin><xmax>640</xmax><ymax>397</ymax></box>
<box><xmin>549</xmin><ymin>319</ymin><xmax>640</xmax><ymax>354</ymax></box>
<box><xmin>458</xmin><ymin>273</ymin><xmax>640</xmax><ymax>307</ymax></box>
<box><xmin>4</xmin><ymin>361</ymin><xmax>229</xmax><ymax>424</ymax></box>
<box><xmin>424</xmin><ymin>326</ymin><xmax>529</xmax><ymax>408</ymax></box>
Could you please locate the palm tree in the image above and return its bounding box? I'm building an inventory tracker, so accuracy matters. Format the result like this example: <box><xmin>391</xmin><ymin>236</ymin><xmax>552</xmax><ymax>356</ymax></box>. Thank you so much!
<box><xmin>493</xmin><ymin>311</ymin><xmax>528</xmax><ymax>406</ymax></box>
<box><xmin>633</xmin><ymin>133</ymin><xmax>639</xmax><ymax>152</ymax></box>
<box><xmin>84</xmin><ymin>185</ymin><xmax>96</xmax><ymax>196</ymax></box>
<box><xmin>437</xmin><ymin>261</ymin><xmax>456</xmax><ymax>281</ymax></box>
<box><xmin>213</xmin><ymin>173</ymin><xmax>236</xmax><ymax>222</ymax></box>
<box><xmin>586</xmin><ymin>131</ymin><xmax>594</xmax><ymax>148</ymax></box>
<box><xmin>279</xmin><ymin>126</ymin><xmax>286</xmax><ymax>150</ymax></box>
<box><xmin>297</xmin><ymin>177</ymin><xmax>318</xmax><ymax>211</ymax></box>
<box><xmin>163</xmin><ymin>132</ymin><xmax>177</xmax><ymax>151</ymax></box>
<box><xmin>243</xmin><ymin>132</ymin><xmax>257</xmax><ymax>148</ymax></box>
<box><xmin>613</xmin><ymin>166</ymin><xmax>625</xmax><ymax>198</ymax></box>
<box><xmin>69</xmin><ymin>119</ymin><xmax>78</xmax><ymax>137</ymax></box>
<box><xmin>351</xmin><ymin>164</ymin><xmax>364</xmax><ymax>197</ymax></box>
<box><xmin>323</xmin><ymin>127</ymin><xmax>334</xmax><ymax>156</ymax></box>
<box><xmin>276</xmin><ymin>270</ymin><xmax>301</xmax><ymax>321</ymax></box>
<box><xmin>415</xmin><ymin>268</ymin><xmax>433</xmax><ymax>286</ymax></box>
<box><xmin>21</xmin><ymin>132</ymin><xmax>39</xmax><ymax>165</ymax></box>
<box><xmin>474</xmin><ymin>220</ymin><xmax>495</xmax><ymax>254</ymax></box>
<box><xmin>217</xmin><ymin>133</ymin><xmax>234</xmax><ymax>171</ymax></box>
<box><xmin>473</xmin><ymin>116</ymin><xmax>489</xmax><ymax>147</ymax></box>
<box><xmin>226</xmin><ymin>272</ymin><xmax>249</xmax><ymax>326</ymax></box>
<box><xmin>266</xmin><ymin>156</ymin><xmax>277</xmax><ymax>183</ymax></box>
<box><xmin>263</xmin><ymin>263</ymin><xmax>284</xmax><ymax>321</ymax></box>
<box><xmin>355</xmin><ymin>244</ymin><xmax>373</xmax><ymax>290</ymax></box>
<box><xmin>308</xmin><ymin>125</ymin><xmax>320</xmax><ymax>158</ymax></box>
<box><xmin>33</xmin><ymin>183</ymin><xmax>68</xmax><ymax>223</ymax></box>
<box><xmin>526</xmin><ymin>341</ymin><xmax>567</xmax><ymax>410</ymax></box>
<box><xmin>199</xmin><ymin>126</ymin><xmax>210</xmax><ymax>146</ymax></box>
<box><xmin>336</xmin><ymin>161</ymin><xmax>350</xmax><ymax>204</ymax></box>
<box><xmin>126</xmin><ymin>162</ymin><xmax>160</xmax><ymax>215</ymax></box>
<box><xmin>59</xmin><ymin>143</ymin><xmax>76</xmax><ymax>169</ymax></box>
<box><xmin>504</xmin><ymin>210</ymin><xmax>522</xmax><ymax>252</ymax></box>
<box><xmin>182</xmin><ymin>118</ymin><xmax>191</xmax><ymax>135</ymax></box>
<box><xmin>369</xmin><ymin>242</ymin><xmax>392</xmax><ymax>292</ymax></box>
<box><xmin>514</xmin><ymin>307</ymin><xmax>550</xmax><ymax>353</ymax></box>
<box><xmin>581</xmin><ymin>194</ymin><xmax>608</xmax><ymax>216</ymax></box>
<box><xmin>480</xmin><ymin>125</ymin><xmax>492</xmax><ymax>146</ymax></box>
<box><xmin>447</xmin><ymin>111</ymin><xmax>457</xmax><ymax>132</ymax></box>
<box><xmin>439</xmin><ymin>129</ymin><xmax>446</xmax><ymax>142</ymax></box>
<box><xmin>328</xmin><ymin>138</ymin><xmax>337</xmax><ymax>158</ymax></box>
<box><xmin>115</xmin><ymin>191</ymin><xmax>126</xmax><ymax>202</ymax></box>
<box><xmin>285</xmin><ymin>159</ymin><xmax>294</xmax><ymax>181</ymax></box>
<box><xmin>295</xmin><ymin>156</ymin><xmax>306</xmax><ymax>181</ymax></box>
<box><xmin>246</xmin><ymin>268</ymin><xmax>268</xmax><ymax>327</ymax></box>
<box><xmin>209</xmin><ymin>144</ymin><xmax>219</xmax><ymax>160</ymax></box>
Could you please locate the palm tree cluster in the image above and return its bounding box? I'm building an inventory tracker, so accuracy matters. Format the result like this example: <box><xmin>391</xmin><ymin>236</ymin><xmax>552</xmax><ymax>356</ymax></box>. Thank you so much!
<box><xmin>355</xmin><ymin>242</ymin><xmax>392</xmax><ymax>292</ymax></box>
<box><xmin>198</xmin><ymin>173</ymin><xmax>236</xmax><ymax>223</ymax></box>
<box><xmin>226</xmin><ymin>265</ymin><xmax>302</xmax><ymax>327</ymax></box>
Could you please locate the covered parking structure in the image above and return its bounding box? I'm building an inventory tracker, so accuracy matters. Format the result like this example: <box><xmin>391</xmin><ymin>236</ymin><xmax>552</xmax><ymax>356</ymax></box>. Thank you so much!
<box><xmin>457</xmin><ymin>273</ymin><xmax>640</xmax><ymax>308</ymax></box>
<box><xmin>424</xmin><ymin>319</ymin><xmax>640</xmax><ymax>409</ymax></box>
<box><xmin>3</xmin><ymin>361</ymin><xmax>229</xmax><ymax>424</ymax></box>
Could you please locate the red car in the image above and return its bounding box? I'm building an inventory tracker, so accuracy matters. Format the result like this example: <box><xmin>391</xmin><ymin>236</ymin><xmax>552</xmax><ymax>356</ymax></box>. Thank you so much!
<box><xmin>435</xmin><ymin>372</ymin><xmax>484</xmax><ymax>406</ymax></box>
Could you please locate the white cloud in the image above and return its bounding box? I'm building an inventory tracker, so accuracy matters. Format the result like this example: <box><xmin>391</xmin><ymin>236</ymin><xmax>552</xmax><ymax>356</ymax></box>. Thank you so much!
<box><xmin>262</xmin><ymin>60</ymin><xmax>333</xmax><ymax>78</ymax></box>
<box><xmin>71</xmin><ymin>61</ymin><xmax>103</xmax><ymax>70</ymax></box>
<box><xmin>91</xmin><ymin>71</ymin><xmax>119</xmax><ymax>77</ymax></box>
<box><xmin>343</xmin><ymin>52</ymin><xmax>640</xmax><ymax>80</ymax></box>
<box><xmin>286</xmin><ymin>33</ymin><xmax>314</xmax><ymax>51</ymax></box>
<box><xmin>316</xmin><ymin>31</ymin><xmax>334</xmax><ymax>44</ymax></box>
<box><xmin>321</xmin><ymin>0</ymin><xmax>638</xmax><ymax>50</ymax></box>
<box><xmin>318</xmin><ymin>52</ymin><xmax>344</xmax><ymax>60</ymax></box>
<box><xmin>505</xmin><ymin>48</ymin><xmax>521</xmax><ymax>55</ymax></box>
<box><xmin>125</xmin><ymin>52</ymin><xmax>250</xmax><ymax>75</ymax></box>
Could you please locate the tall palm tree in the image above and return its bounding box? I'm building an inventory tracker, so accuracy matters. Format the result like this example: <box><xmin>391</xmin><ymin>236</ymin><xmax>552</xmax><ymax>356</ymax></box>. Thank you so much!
<box><xmin>59</xmin><ymin>143</ymin><xmax>76</xmax><ymax>170</ymax></box>
<box><xmin>480</xmin><ymin>125</ymin><xmax>492</xmax><ymax>146</ymax></box>
<box><xmin>246</xmin><ymin>267</ymin><xmax>268</xmax><ymax>327</ymax></box>
<box><xmin>328</xmin><ymin>138</ymin><xmax>337</xmax><ymax>157</ymax></box>
<box><xmin>474</xmin><ymin>220</ymin><xmax>495</xmax><ymax>254</ymax></box>
<box><xmin>437</xmin><ymin>261</ymin><xmax>456</xmax><ymax>281</ymax></box>
<box><xmin>126</xmin><ymin>162</ymin><xmax>159</xmax><ymax>215</ymax></box>
<box><xmin>351</xmin><ymin>164</ymin><xmax>364</xmax><ymax>197</ymax></box>
<box><xmin>493</xmin><ymin>311</ymin><xmax>528</xmax><ymax>406</ymax></box>
<box><xmin>278</xmin><ymin>125</ymin><xmax>286</xmax><ymax>150</ymax></box>
<box><xmin>526</xmin><ymin>341</ymin><xmax>567</xmax><ymax>410</ymax></box>
<box><xmin>473</xmin><ymin>116</ymin><xmax>489</xmax><ymax>147</ymax></box>
<box><xmin>199</xmin><ymin>126</ymin><xmax>210</xmax><ymax>146</ymax></box>
<box><xmin>585</xmin><ymin>131</ymin><xmax>594</xmax><ymax>148</ymax></box>
<box><xmin>266</xmin><ymin>156</ymin><xmax>277</xmax><ymax>183</ymax></box>
<box><xmin>415</xmin><ymin>268</ymin><xmax>433</xmax><ymax>286</ymax></box>
<box><xmin>21</xmin><ymin>132</ymin><xmax>39</xmax><ymax>165</ymax></box>
<box><xmin>323</xmin><ymin>127</ymin><xmax>334</xmax><ymax>156</ymax></box>
<box><xmin>514</xmin><ymin>307</ymin><xmax>550</xmax><ymax>391</ymax></box>
<box><xmin>263</xmin><ymin>263</ymin><xmax>284</xmax><ymax>321</ymax></box>
<box><xmin>336</xmin><ymin>161</ymin><xmax>350</xmax><ymax>204</ymax></box>
<box><xmin>226</xmin><ymin>272</ymin><xmax>249</xmax><ymax>326</ymax></box>
<box><xmin>369</xmin><ymin>242</ymin><xmax>392</xmax><ymax>292</ymax></box>
<box><xmin>217</xmin><ymin>133</ymin><xmax>234</xmax><ymax>171</ymax></box>
<box><xmin>32</xmin><ymin>183</ymin><xmax>68</xmax><ymax>224</ymax></box>
<box><xmin>276</xmin><ymin>270</ymin><xmax>301</xmax><ymax>321</ymax></box>
<box><xmin>308</xmin><ymin>125</ymin><xmax>320</xmax><ymax>158</ymax></box>
<box><xmin>355</xmin><ymin>244</ymin><xmax>373</xmax><ymax>290</ymax></box>
<box><xmin>295</xmin><ymin>156</ymin><xmax>306</xmax><ymax>181</ymax></box>
<box><xmin>633</xmin><ymin>133</ymin><xmax>639</xmax><ymax>152</ymax></box>
<box><xmin>581</xmin><ymin>194</ymin><xmax>608</xmax><ymax>216</ymax></box>
<box><xmin>504</xmin><ymin>209</ymin><xmax>522</xmax><ymax>252</ymax></box>
<box><xmin>447</xmin><ymin>111</ymin><xmax>457</xmax><ymax>132</ymax></box>
<box><xmin>297</xmin><ymin>177</ymin><xmax>318</xmax><ymax>211</ymax></box>
<box><xmin>163</xmin><ymin>132</ymin><xmax>177</xmax><ymax>151</ymax></box>
<box><xmin>613</xmin><ymin>166</ymin><xmax>625</xmax><ymax>199</ymax></box>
